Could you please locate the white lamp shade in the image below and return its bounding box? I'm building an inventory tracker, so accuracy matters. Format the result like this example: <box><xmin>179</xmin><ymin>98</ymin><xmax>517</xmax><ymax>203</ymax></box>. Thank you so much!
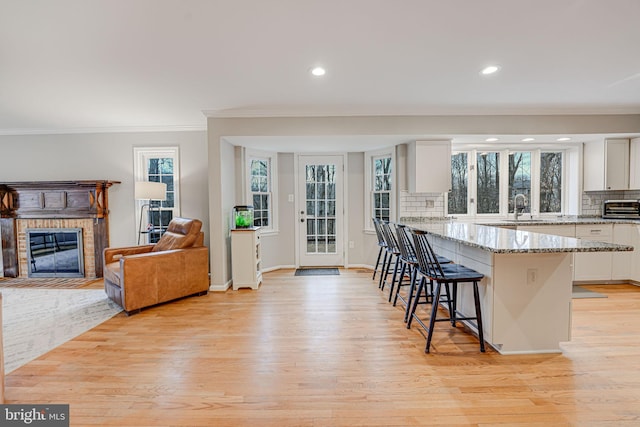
<box><xmin>135</xmin><ymin>181</ymin><xmax>167</xmax><ymax>200</ymax></box>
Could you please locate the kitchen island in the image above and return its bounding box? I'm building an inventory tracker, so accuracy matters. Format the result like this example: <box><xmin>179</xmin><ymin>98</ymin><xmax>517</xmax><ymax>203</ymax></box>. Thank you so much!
<box><xmin>403</xmin><ymin>220</ymin><xmax>633</xmax><ymax>354</ymax></box>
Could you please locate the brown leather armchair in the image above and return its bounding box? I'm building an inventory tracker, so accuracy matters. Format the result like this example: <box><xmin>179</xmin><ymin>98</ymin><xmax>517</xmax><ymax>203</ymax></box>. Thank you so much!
<box><xmin>103</xmin><ymin>217</ymin><xmax>209</xmax><ymax>315</ymax></box>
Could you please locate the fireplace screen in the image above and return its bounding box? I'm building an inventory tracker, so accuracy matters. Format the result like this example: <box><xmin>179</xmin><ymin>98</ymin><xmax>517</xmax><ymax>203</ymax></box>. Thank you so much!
<box><xmin>26</xmin><ymin>228</ymin><xmax>84</xmax><ymax>278</ymax></box>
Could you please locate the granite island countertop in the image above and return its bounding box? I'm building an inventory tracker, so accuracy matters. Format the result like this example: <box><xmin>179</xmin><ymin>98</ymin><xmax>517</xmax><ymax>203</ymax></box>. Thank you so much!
<box><xmin>403</xmin><ymin>220</ymin><xmax>634</xmax><ymax>254</ymax></box>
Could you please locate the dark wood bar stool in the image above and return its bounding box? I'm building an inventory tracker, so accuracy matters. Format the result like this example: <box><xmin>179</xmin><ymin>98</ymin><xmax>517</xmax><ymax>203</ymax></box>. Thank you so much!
<box><xmin>372</xmin><ymin>218</ymin><xmax>388</xmax><ymax>281</ymax></box>
<box><xmin>378</xmin><ymin>221</ymin><xmax>401</xmax><ymax>293</ymax></box>
<box><xmin>395</xmin><ymin>224</ymin><xmax>453</xmax><ymax>322</ymax></box>
<box><xmin>408</xmin><ymin>229</ymin><xmax>486</xmax><ymax>353</ymax></box>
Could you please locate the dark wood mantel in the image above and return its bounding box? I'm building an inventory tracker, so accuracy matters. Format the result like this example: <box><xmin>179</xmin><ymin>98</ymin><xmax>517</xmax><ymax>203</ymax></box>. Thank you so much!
<box><xmin>0</xmin><ymin>180</ymin><xmax>120</xmax><ymax>278</ymax></box>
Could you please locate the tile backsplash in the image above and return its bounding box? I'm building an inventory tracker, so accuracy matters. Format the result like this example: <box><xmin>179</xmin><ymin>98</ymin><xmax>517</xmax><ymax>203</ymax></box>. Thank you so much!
<box><xmin>582</xmin><ymin>190</ymin><xmax>640</xmax><ymax>216</ymax></box>
<box><xmin>398</xmin><ymin>190</ymin><xmax>640</xmax><ymax>218</ymax></box>
<box><xmin>399</xmin><ymin>191</ymin><xmax>445</xmax><ymax>218</ymax></box>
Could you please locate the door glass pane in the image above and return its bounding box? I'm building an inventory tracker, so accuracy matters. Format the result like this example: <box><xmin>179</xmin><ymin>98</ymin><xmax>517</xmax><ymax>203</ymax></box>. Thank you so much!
<box><xmin>304</xmin><ymin>162</ymin><xmax>337</xmax><ymax>255</ymax></box>
<box><xmin>477</xmin><ymin>153</ymin><xmax>500</xmax><ymax>214</ymax></box>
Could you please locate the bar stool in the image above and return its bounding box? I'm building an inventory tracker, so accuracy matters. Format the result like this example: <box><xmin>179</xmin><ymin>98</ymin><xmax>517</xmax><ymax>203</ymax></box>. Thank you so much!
<box><xmin>392</xmin><ymin>223</ymin><xmax>419</xmax><ymax>309</ymax></box>
<box><xmin>378</xmin><ymin>221</ymin><xmax>401</xmax><ymax>293</ymax></box>
<box><xmin>395</xmin><ymin>225</ymin><xmax>453</xmax><ymax>322</ymax></box>
<box><xmin>408</xmin><ymin>229</ymin><xmax>486</xmax><ymax>353</ymax></box>
<box><xmin>372</xmin><ymin>218</ymin><xmax>388</xmax><ymax>281</ymax></box>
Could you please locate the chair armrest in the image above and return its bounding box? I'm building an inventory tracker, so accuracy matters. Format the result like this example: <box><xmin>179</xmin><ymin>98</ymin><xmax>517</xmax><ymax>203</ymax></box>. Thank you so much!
<box><xmin>103</xmin><ymin>245</ymin><xmax>154</xmax><ymax>265</ymax></box>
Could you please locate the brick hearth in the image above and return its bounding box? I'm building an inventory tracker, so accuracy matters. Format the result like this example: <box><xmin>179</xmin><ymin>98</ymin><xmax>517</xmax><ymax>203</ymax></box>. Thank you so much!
<box><xmin>16</xmin><ymin>218</ymin><xmax>96</xmax><ymax>279</ymax></box>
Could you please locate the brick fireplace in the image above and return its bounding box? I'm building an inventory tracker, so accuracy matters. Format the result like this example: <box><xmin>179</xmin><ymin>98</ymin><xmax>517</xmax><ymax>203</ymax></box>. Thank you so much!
<box><xmin>0</xmin><ymin>181</ymin><xmax>119</xmax><ymax>278</ymax></box>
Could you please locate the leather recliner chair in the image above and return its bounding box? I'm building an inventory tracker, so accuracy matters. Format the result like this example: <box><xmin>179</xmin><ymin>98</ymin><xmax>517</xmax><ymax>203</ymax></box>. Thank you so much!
<box><xmin>103</xmin><ymin>217</ymin><xmax>209</xmax><ymax>315</ymax></box>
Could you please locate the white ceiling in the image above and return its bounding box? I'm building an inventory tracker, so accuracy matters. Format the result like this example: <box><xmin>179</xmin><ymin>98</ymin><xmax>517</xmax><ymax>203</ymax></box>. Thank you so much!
<box><xmin>2</xmin><ymin>0</ymin><xmax>640</xmax><ymax>148</ymax></box>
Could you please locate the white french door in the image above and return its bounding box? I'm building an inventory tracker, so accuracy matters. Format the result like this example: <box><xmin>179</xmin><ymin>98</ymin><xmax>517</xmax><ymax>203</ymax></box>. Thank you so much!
<box><xmin>297</xmin><ymin>155</ymin><xmax>344</xmax><ymax>267</ymax></box>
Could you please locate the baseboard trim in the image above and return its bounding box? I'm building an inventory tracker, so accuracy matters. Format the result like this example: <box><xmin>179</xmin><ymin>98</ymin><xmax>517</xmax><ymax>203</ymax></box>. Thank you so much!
<box><xmin>209</xmin><ymin>279</ymin><xmax>232</xmax><ymax>292</ymax></box>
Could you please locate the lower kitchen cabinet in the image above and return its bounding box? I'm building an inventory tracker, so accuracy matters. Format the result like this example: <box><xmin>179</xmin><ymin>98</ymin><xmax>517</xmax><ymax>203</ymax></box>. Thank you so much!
<box><xmin>612</xmin><ymin>224</ymin><xmax>636</xmax><ymax>280</ymax></box>
<box><xmin>573</xmin><ymin>224</ymin><xmax>613</xmax><ymax>281</ymax></box>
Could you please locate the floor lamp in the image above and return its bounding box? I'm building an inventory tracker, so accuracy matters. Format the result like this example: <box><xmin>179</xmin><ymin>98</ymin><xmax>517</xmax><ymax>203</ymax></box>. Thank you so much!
<box><xmin>135</xmin><ymin>181</ymin><xmax>167</xmax><ymax>244</ymax></box>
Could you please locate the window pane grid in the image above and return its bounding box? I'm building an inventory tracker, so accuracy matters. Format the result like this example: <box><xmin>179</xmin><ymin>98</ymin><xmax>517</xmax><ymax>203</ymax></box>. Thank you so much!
<box><xmin>305</xmin><ymin>164</ymin><xmax>336</xmax><ymax>254</ymax></box>
<box><xmin>250</xmin><ymin>159</ymin><xmax>270</xmax><ymax>227</ymax></box>
<box><xmin>146</xmin><ymin>157</ymin><xmax>175</xmax><ymax>242</ymax></box>
<box><xmin>373</xmin><ymin>156</ymin><xmax>392</xmax><ymax>221</ymax></box>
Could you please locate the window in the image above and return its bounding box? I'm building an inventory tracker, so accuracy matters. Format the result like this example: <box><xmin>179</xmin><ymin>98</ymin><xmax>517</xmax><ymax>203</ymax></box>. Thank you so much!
<box><xmin>540</xmin><ymin>152</ymin><xmax>562</xmax><ymax>213</ymax></box>
<box><xmin>448</xmin><ymin>152</ymin><xmax>468</xmax><ymax>215</ymax></box>
<box><xmin>250</xmin><ymin>158</ymin><xmax>270</xmax><ymax>227</ymax></box>
<box><xmin>508</xmin><ymin>152</ymin><xmax>531</xmax><ymax>214</ymax></box>
<box><xmin>364</xmin><ymin>149</ymin><xmax>395</xmax><ymax>231</ymax></box>
<box><xmin>246</xmin><ymin>150</ymin><xmax>277</xmax><ymax>233</ymax></box>
<box><xmin>373</xmin><ymin>155</ymin><xmax>392</xmax><ymax>221</ymax></box>
<box><xmin>476</xmin><ymin>152</ymin><xmax>500</xmax><ymax>214</ymax></box>
<box><xmin>134</xmin><ymin>147</ymin><xmax>180</xmax><ymax>243</ymax></box>
<box><xmin>446</xmin><ymin>148</ymin><xmax>566</xmax><ymax>217</ymax></box>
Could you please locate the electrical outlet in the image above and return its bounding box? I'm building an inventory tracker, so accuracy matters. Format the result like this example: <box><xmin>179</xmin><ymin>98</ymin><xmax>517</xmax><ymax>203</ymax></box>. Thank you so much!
<box><xmin>288</xmin><ymin>194</ymin><xmax>294</xmax><ymax>202</ymax></box>
<box><xmin>527</xmin><ymin>268</ymin><xmax>538</xmax><ymax>285</ymax></box>
<box><xmin>349</xmin><ymin>241</ymin><xmax>355</xmax><ymax>249</ymax></box>
<box><xmin>426</xmin><ymin>199</ymin><xmax>435</xmax><ymax>208</ymax></box>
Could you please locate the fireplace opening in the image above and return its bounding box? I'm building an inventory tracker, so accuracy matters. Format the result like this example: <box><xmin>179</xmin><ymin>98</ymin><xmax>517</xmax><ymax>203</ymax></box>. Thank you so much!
<box><xmin>26</xmin><ymin>228</ymin><xmax>84</xmax><ymax>278</ymax></box>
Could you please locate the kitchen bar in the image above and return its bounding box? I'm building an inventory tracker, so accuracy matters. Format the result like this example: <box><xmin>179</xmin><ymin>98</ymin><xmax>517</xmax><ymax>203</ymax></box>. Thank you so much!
<box><xmin>402</xmin><ymin>220</ymin><xmax>633</xmax><ymax>354</ymax></box>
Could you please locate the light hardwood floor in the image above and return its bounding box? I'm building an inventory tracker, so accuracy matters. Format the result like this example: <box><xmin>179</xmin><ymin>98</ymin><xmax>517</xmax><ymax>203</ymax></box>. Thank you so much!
<box><xmin>5</xmin><ymin>269</ymin><xmax>640</xmax><ymax>426</ymax></box>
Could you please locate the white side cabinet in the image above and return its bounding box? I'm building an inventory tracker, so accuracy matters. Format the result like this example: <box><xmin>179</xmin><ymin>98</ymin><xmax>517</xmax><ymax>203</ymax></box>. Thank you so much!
<box><xmin>231</xmin><ymin>227</ymin><xmax>262</xmax><ymax>290</ymax></box>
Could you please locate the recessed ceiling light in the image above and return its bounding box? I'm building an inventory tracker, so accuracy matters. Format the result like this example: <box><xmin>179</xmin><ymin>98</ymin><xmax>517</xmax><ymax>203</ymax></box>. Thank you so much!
<box><xmin>522</xmin><ymin>138</ymin><xmax>535</xmax><ymax>142</ymax></box>
<box><xmin>486</xmin><ymin>137</ymin><xmax>499</xmax><ymax>142</ymax></box>
<box><xmin>557</xmin><ymin>137</ymin><xmax>571</xmax><ymax>141</ymax></box>
<box><xmin>311</xmin><ymin>67</ymin><xmax>326</xmax><ymax>77</ymax></box>
<box><xmin>481</xmin><ymin>65</ymin><xmax>500</xmax><ymax>75</ymax></box>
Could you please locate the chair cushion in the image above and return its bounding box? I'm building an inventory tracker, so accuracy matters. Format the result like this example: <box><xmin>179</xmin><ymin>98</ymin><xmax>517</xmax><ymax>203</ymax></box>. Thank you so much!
<box><xmin>103</xmin><ymin>261</ymin><xmax>122</xmax><ymax>286</ymax></box>
<box><xmin>152</xmin><ymin>218</ymin><xmax>202</xmax><ymax>252</ymax></box>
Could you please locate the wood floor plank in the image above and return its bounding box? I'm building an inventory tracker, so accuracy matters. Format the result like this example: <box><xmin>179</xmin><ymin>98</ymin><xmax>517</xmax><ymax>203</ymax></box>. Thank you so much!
<box><xmin>4</xmin><ymin>270</ymin><xmax>640</xmax><ymax>426</ymax></box>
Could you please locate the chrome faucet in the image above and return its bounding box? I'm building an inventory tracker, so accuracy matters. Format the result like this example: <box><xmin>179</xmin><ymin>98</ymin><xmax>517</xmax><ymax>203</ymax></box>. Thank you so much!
<box><xmin>514</xmin><ymin>193</ymin><xmax>527</xmax><ymax>220</ymax></box>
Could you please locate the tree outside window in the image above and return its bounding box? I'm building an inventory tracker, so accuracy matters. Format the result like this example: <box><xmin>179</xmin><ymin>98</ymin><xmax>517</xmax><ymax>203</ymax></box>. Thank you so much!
<box><xmin>448</xmin><ymin>152</ymin><xmax>468</xmax><ymax>214</ymax></box>
<box><xmin>508</xmin><ymin>152</ymin><xmax>531</xmax><ymax>214</ymax></box>
<box><xmin>477</xmin><ymin>153</ymin><xmax>500</xmax><ymax>214</ymax></box>
<box><xmin>147</xmin><ymin>158</ymin><xmax>175</xmax><ymax>240</ymax></box>
<box><xmin>540</xmin><ymin>152</ymin><xmax>562</xmax><ymax>213</ymax></box>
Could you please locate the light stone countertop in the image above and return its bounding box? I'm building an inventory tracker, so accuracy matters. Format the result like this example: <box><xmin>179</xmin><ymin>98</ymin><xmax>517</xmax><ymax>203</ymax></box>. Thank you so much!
<box><xmin>403</xmin><ymin>220</ymin><xmax>634</xmax><ymax>254</ymax></box>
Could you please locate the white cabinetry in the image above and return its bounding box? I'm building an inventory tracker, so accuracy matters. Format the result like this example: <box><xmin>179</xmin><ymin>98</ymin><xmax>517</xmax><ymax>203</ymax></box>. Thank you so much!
<box><xmin>231</xmin><ymin>227</ymin><xmax>262</xmax><ymax>290</ymax></box>
<box><xmin>407</xmin><ymin>140</ymin><xmax>451</xmax><ymax>193</ymax></box>
<box><xmin>629</xmin><ymin>138</ymin><xmax>640</xmax><ymax>189</ymax></box>
<box><xmin>583</xmin><ymin>139</ymin><xmax>629</xmax><ymax>191</ymax></box>
<box><xmin>574</xmin><ymin>224</ymin><xmax>613</xmax><ymax>281</ymax></box>
<box><xmin>612</xmin><ymin>224</ymin><xmax>635</xmax><ymax>280</ymax></box>
<box><xmin>516</xmin><ymin>224</ymin><xmax>576</xmax><ymax>237</ymax></box>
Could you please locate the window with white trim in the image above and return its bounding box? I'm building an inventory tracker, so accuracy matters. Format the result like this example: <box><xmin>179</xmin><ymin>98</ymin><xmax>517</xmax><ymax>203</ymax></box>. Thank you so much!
<box><xmin>365</xmin><ymin>149</ymin><xmax>395</xmax><ymax>230</ymax></box>
<box><xmin>134</xmin><ymin>147</ymin><xmax>180</xmax><ymax>243</ymax></box>
<box><xmin>447</xmin><ymin>147</ymin><xmax>566</xmax><ymax>217</ymax></box>
<box><xmin>246</xmin><ymin>150</ymin><xmax>277</xmax><ymax>232</ymax></box>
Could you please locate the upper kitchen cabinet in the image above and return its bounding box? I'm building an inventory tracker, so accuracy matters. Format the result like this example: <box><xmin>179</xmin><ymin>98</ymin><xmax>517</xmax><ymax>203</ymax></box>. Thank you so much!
<box><xmin>407</xmin><ymin>140</ymin><xmax>451</xmax><ymax>193</ymax></box>
<box><xmin>629</xmin><ymin>138</ymin><xmax>640</xmax><ymax>189</ymax></box>
<box><xmin>583</xmin><ymin>138</ymin><xmax>629</xmax><ymax>191</ymax></box>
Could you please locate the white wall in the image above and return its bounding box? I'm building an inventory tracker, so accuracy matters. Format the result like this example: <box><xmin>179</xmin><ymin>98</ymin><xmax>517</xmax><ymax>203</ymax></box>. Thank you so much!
<box><xmin>0</xmin><ymin>131</ymin><xmax>209</xmax><ymax>248</ymax></box>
